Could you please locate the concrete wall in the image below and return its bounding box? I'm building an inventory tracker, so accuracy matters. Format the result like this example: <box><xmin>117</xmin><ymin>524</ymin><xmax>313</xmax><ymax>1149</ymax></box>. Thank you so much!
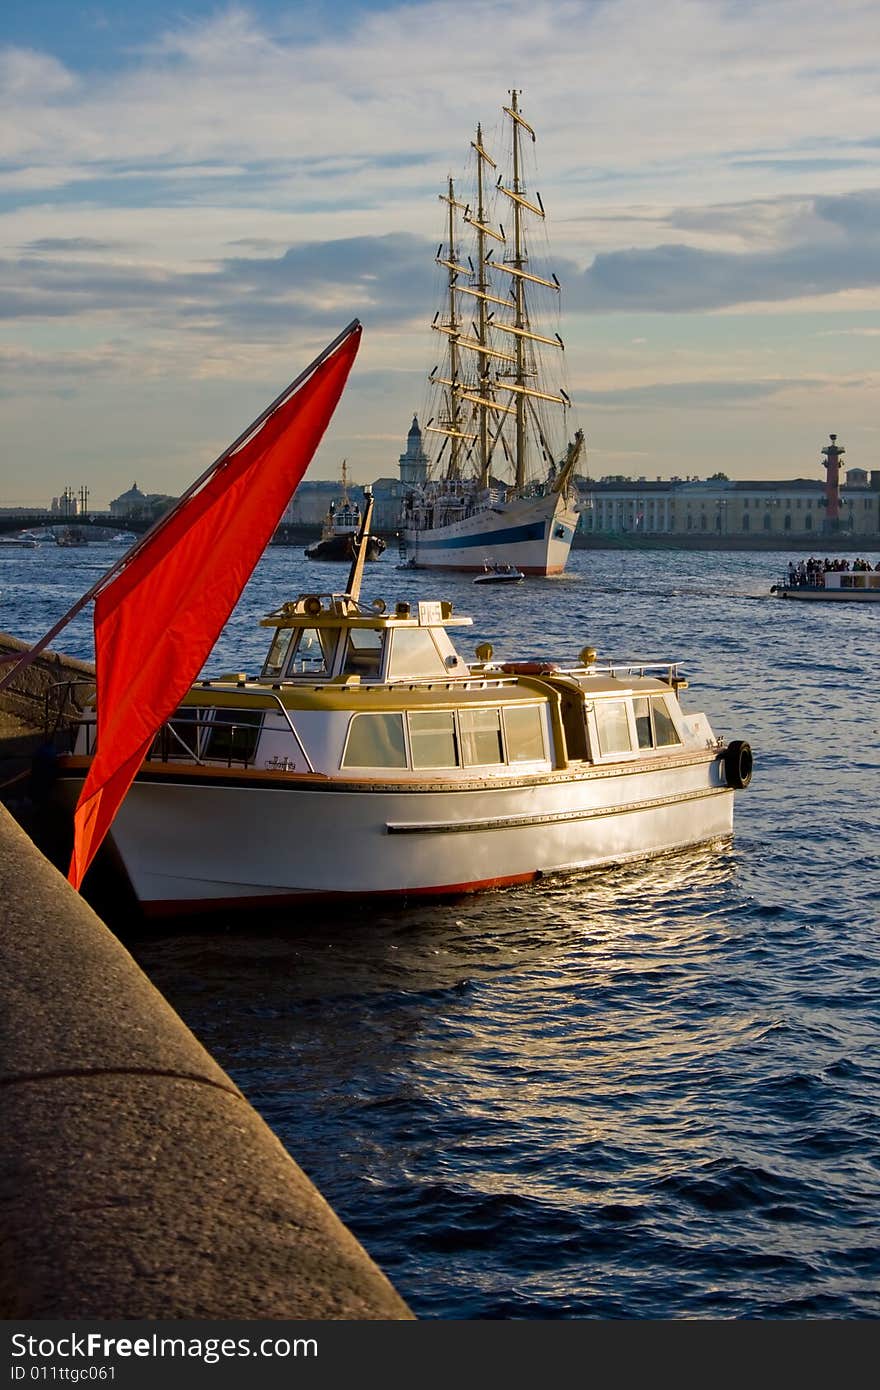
<box><xmin>0</xmin><ymin>633</ymin><xmax>95</xmax><ymax>807</ymax></box>
<box><xmin>0</xmin><ymin>807</ymin><xmax>413</xmax><ymax>1319</ymax></box>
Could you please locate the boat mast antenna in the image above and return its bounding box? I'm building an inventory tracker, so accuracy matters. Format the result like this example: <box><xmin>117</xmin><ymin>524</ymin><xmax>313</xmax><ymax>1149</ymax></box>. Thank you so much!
<box><xmin>344</xmin><ymin>486</ymin><xmax>375</xmax><ymax>603</ymax></box>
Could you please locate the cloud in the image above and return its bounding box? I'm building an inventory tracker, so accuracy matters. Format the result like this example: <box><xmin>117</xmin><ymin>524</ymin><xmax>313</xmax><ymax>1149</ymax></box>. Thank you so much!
<box><xmin>568</xmin><ymin>190</ymin><xmax>880</xmax><ymax>312</ymax></box>
<box><xmin>2</xmin><ymin>2</ymin><xmax>879</xmax><ymax>491</ymax></box>
<box><xmin>23</xmin><ymin>236</ymin><xmax>119</xmax><ymax>253</ymax></box>
<box><xmin>576</xmin><ymin>378</ymin><xmax>833</xmax><ymax>409</ymax></box>
<box><xmin>0</xmin><ymin>232</ymin><xmax>436</xmax><ymax>339</ymax></box>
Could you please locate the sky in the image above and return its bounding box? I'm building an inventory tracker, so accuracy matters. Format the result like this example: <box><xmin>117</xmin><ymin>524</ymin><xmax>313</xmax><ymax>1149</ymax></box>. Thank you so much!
<box><xmin>2</xmin><ymin>0</ymin><xmax>879</xmax><ymax>507</ymax></box>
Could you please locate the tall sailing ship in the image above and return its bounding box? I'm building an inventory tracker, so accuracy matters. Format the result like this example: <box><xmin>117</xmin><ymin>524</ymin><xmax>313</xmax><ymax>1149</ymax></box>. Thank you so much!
<box><xmin>400</xmin><ymin>90</ymin><xmax>583</xmax><ymax>575</ymax></box>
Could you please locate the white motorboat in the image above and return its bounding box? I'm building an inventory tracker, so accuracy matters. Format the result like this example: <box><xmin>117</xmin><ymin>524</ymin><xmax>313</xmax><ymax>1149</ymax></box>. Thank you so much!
<box><xmin>473</xmin><ymin>560</ymin><xmax>525</xmax><ymax>584</ymax></box>
<box><xmin>54</xmin><ymin>501</ymin><xmax>752</xmax><ymax>917</ymax></box>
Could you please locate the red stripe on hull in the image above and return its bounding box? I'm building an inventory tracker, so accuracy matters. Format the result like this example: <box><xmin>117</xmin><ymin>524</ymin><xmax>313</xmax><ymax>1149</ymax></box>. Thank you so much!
<box><xmin>140</xmin><ymin>870</ymin><xmax>539</xmax><ymax>918</ymax></box>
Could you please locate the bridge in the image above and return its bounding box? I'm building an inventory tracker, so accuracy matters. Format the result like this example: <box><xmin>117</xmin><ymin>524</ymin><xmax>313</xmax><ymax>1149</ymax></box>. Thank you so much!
<box><xmin>0</xmin><ymin>514</ymin><xmax>152</xmax><ymax>537</ymax></box>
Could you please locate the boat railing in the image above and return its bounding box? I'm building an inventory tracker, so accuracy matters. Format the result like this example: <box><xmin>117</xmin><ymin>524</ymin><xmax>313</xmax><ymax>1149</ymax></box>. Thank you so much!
<box><xmin>52</xmin><ymin>683</ymin><xmax>316</xmax><ymax>773</ymax></box>
<box><xmin>593</xmin><ymin>660</ymin><xmax>684</xmax><ymax>681</ymax></box>
<box><xmin>43</xmin><ymin>679</ymin><xmax>98</xmax><ymax>751</ymax></box>
<box><xmin>536</xmin><ymin>659</ymin><xmax>685</xmax><ymax>683</ymax></box>
<box><xmin>776</xmin><ymin>572</ymin><xmax>825</xmax><ymax>590</ymax></box>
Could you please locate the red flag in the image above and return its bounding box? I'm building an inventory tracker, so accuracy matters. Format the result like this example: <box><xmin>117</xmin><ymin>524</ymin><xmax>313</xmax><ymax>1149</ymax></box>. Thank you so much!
<box><xmin>69</xmin><ymin>322</ymin><xmax>361</xmax><ymax>889</ymax></box>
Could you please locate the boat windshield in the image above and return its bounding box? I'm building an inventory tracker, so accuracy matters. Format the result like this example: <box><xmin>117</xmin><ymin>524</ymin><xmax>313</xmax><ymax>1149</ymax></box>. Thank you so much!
<box><xmin>290</xmin><ymin>626</ymin><xmax>337</xmax><ymax>675</ymax></box>
<box><xmin>387</xmin><ymin>626</ymin><xmax>449</xmax><ymax>680</ymax></box>
<box><xmin>262</xmin><ymin>628</ymin><xmax>295</xmax><ymax>678</ymax></box>
<box><xmin>263</xmin><ymin>625</ymin><xmax>339</xmax><ymax>679</ymax></box>
<box><xmin>341</xmin><ymin>627</ymin><xmax>385</xmax><ymax>678</ymax></box>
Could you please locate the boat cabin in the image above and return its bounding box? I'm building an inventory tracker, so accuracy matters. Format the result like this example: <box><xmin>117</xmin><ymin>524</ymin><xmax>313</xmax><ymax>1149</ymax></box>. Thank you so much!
<box><xmin>259</xmin><ymin>594</ymin><xmax>471</xmax><ymax>684</ymax></box>
<box><xmin>71</xmin><ymin>590</ymin><xmax>710</xmax><ymax>784</ymax></box>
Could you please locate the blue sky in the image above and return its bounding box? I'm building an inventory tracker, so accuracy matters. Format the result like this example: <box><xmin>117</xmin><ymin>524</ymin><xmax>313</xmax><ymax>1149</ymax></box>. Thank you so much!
<box><xmin>2</xmin><ymin>0</ymin><xmax>879</xmax><ymax>506</ymax></box>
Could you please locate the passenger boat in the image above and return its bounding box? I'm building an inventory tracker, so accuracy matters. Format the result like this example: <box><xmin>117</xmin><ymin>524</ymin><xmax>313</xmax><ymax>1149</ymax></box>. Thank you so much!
<box><xmin>473</xmin><ymin>560</ymin><xmax>525</xmax><ymax>584</ymax></box>
<box><xmin>771</xmin><ymin>567</ymin><xmax>880</xmax><ymax>602</ymax></box>
<box><xmin>399</xmin><ymin>90</ymin><xmax>582</xmax><ymax>576</ymax></box>
<box><xmin>53</xmin><ymin>497</ymin><xmax>753</xmax><ymax>917</ymax></box>
<box><xmin>305</xmin><ymin>461</ymin><xmax>386</xmax><ymax>562</ymax></box>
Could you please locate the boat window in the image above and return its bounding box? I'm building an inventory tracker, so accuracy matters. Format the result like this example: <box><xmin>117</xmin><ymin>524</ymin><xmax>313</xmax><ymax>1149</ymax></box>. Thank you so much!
<box><xmin>342</xmin><ymin>627</ymin><xmax>385</xmax><ymax>678</ymax></box>
<box><xmin>408</xmin><ymin>710</ymin><xmax>459</xmax><ymax>768</ymax></box>
<box><xmin>342</xmin><ymin>712</ymin><xmax>407</xmax><ymax>769</ymax></box>
<box><xmin>290</xmin><ymin>626</ymin><xmax>336</xmax><ymax>676</ymax></box>
<box><xmin>202</xmin><ymin>707</ymin><xmax>264</xmax><ymax>765</ymax></box>
<box><xmin>387</xmin><ymin>626</ymin><xmax>448</xmax><ymax>679</ymax></box>
<box><xmin>594</xmin><ymin>700</ymin><xmax>632</xmax><ymax>755</ymax></box>
<box><xmin>633</xmin><ymin>697</ymin><xmax>653</xmax><ymax>749</ymax></box>
<box><xmin>262</xmin><ymin>627</ymin><xmax>295</xmax><ymax>679</ymax></box>
<box><xmin>459</xmin><ymin>707</ymin><xmax>504</xmax><ymax>766</ymax></box>
<box><xmin>652</xmin><ymin>696</ymin><xmax>682</xmax><ymax>747</ymax></box>
<box><xmin>503</xmin><ymin>704</ymin><xmax>547</xmax><ymax>762</ymax></box>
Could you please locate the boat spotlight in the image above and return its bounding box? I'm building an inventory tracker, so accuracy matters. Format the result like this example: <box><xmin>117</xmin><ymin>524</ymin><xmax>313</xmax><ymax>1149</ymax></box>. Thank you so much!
<box><xmin>475</xmin><ymin>642</ymin><xmax>494</xmax><ymax>661</ymax></box>
<box><xmin>371</xmin><ymin>598</ymin><xmax>387</xmax><ymax>614</ymax></box>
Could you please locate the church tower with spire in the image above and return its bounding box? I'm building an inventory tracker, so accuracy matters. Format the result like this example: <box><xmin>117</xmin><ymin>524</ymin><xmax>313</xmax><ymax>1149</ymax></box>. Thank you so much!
<box><xmin>398</xmin><ymin>416</ymin><xmax>429</xmax><ymax>487</ymax></box>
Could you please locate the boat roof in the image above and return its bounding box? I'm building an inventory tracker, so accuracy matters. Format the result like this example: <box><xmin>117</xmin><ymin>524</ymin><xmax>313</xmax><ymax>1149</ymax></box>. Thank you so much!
<box><xmin>260</xmin><ymin>593</ymin><xmax>473</xmax><ymax>630</ymax></box>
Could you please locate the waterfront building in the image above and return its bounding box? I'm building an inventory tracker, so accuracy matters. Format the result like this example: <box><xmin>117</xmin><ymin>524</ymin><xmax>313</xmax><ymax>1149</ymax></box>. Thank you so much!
<box><xmin>109</xmin><ymin>482</ymin><xmax>147</xmax><ymax>519</ymax></box>
<box><xmin>577</xmin><ymin>438</ymin><xmax>880</xmax><ymax>543</ymax></box>
<box><xmin>109</xmin><ymin>482</ymin><xmax>177</xmax><ymax>524</ymax></box>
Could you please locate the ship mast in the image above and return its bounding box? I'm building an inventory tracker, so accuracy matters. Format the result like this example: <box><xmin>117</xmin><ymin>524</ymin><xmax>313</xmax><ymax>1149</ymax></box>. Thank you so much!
<box><xmin>494</xmin><ymin>91</ymin><xmax>566</xmax><ymax>492</ymax></box>
<box><xmin>426</xmin><ymin>178</ymin><xmax>477</xmax><ymax>480</ymax></box>
<box><xmin>425</xmin><ymin>93</ymin><xmax>572</xmax><ymax>496</ymax></box>
<box><xmin>509</xmin><ymin>90</ymin><xmax>528</xmax><ymax>489</ymax></box>
<box><xmin>471</xmin><ymin>125</ymin><xmax>499</xmax><ymax>487</ymax></box>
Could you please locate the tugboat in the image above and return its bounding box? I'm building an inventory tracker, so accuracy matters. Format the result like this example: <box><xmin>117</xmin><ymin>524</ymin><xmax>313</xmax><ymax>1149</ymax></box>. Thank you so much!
<box><xmin>55</xmin><ymin>526</ymin><xmax>89</xmax><ymax>547</ymax></box>
<box><xmin>54</xmin><ymin>493</ymin><xmax>753</xmax><ymax>916</ymax></box>
<box><xmin>304</xmin><ymin>461</ymin><xmax>386</xmax><ymax>562</ymax></box>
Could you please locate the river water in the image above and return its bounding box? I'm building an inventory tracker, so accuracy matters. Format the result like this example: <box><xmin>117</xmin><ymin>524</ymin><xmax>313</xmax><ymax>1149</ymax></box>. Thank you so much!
<box><xmin>3</xmin><ymin>540</ymin><xmax>879</xmax><ymax>1318</ymax></box>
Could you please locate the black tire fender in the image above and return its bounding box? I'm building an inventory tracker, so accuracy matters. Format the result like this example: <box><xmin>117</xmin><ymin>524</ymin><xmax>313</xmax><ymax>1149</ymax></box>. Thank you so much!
<box><xmin>723</xmin><ymin>739</ymin><xmax>753</xmax><ymax>789</ymax></box>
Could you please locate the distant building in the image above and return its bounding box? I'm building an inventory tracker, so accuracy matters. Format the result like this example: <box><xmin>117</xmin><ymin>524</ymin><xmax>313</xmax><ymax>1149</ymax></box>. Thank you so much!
<box><xmin>365</xmin><ymin>416</ymin><xmax>431</xmax><ymax>532</ymax></box>
<box><xmin>398</xmin><ymin>416</ymin><xmax>429</xmax><ymax>487</ymax></box>
<box><xmin>51</xmin><ymin>486</ymin><xmax>83</xmax><ymax>517</ymax></box>
<box><xmin>109</xmin><ymin>482</ymin><xmax>147</xmax><ymax>519</ymax></box>
<box><xmin>577</xmin><ymin>438</ymin><xmax>880</xmax><ymax>541</ymax></box>
<box><xmin>109</xmin><ymin>482</ymin><xmax>176</xmax><ymax>523</ymax></box>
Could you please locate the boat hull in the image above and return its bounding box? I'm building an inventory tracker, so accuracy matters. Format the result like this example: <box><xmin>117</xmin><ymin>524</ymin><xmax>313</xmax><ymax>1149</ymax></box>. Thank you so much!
<box><xmin>402</xmin><ymin>492</ymin><xmax>579</xmax><ymax>575</ymax></box>
<box><xmin>56</xmin><ymin>755</ymin><xmax>732</xmax><ymax>915</ymax></box>
<box><xmin>305</xmin><ymin>535</ymin><xmax>385</xmax><ymax>561</ymax></box>
<box><xmin>773</xmin><ymin>587</ymin><xmax>880</xmax><ymax>603</ymax></box>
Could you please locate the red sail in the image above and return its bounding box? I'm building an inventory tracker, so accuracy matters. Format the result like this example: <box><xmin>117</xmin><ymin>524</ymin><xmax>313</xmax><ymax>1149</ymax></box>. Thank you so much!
<box><xmin>69</xmin><ymin>324</ymin><xmax>361</xmax><ymax>889</ymax></box>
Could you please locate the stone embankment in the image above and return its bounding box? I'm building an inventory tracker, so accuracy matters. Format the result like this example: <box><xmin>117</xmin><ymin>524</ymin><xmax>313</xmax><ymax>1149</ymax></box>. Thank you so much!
<box><xmin>0</xmin><ymin>632</ymin><xmax>94</xmax><ymax>813</ymax></box>
<box><xmin>0</xmin><ymin>634</ymin><xmax>413</xmax><ymax>1319</ymax></box>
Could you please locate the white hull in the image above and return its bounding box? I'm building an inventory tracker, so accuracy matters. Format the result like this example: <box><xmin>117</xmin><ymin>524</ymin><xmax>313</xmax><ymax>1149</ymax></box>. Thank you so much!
<box><xmin>402</xmin><ymin>492</ymin><xmax>579</xmax><ymax>575</ymax></box>
<box><xmin>775</xmin><ymin>588</ymin><xmax>880</xmax><ymax>603</ymax></box>
<box><xmin>60</xmin><ymin>756</ymin><xmax>732</xmax><ymax>913</ymax></box>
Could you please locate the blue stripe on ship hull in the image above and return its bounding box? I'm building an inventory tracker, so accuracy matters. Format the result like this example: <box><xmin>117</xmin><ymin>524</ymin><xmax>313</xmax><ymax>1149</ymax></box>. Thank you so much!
<box><xmin>412</xmin><ymin>520</ymin><xmax>546</xmax><ymax>551</ymax></box>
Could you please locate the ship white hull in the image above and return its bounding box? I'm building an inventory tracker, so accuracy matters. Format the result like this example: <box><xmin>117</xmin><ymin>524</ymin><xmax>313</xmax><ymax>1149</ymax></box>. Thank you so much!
<box><xmin>58</xmin><ymin>755</ymin><xmax>732</xmax><ymax>914</ymax></box>
<box><xmin>774</xmin><ymin>587</ymin><xmax>880</xmax><ymax>603</ymax></box>
<box><xmin>402</xmin><ymin>492</ymin><xmax>579</xmax><ymax>575</ymax></box>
